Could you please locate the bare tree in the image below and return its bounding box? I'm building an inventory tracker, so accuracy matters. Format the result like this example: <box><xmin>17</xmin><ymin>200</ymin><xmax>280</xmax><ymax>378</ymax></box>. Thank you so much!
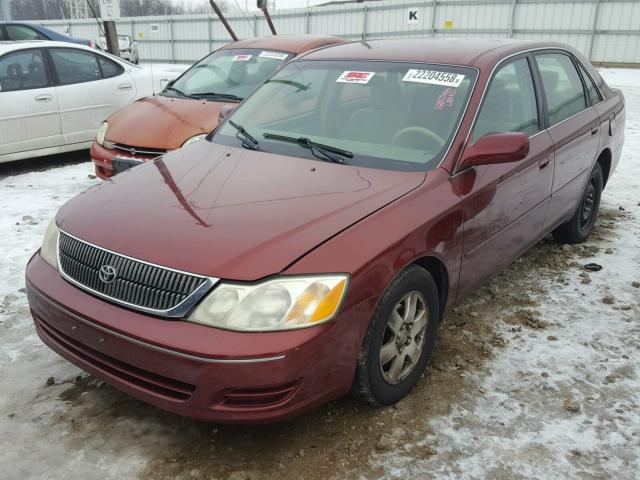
<box><xmin>10</xmin><ymin>0</ymin><xmax>225</xmax><ymax>20</ymax></box>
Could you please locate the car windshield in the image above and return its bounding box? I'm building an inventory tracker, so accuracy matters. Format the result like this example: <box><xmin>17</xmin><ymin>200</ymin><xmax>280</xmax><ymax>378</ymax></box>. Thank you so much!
<box><xmin>162</xmin><ymin>48</ymin><xmax>294</xmax><ymax>101</ymax></box>
<box><xmin>213</xmin><ymin>60</ymin><xmax>477</xmax><ymax>171</ymax></box>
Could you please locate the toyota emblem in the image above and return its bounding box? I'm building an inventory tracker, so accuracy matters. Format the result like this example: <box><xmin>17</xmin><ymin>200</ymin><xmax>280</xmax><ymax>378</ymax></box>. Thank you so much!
<box><xmin>99</xmin><ymin>265</ymin><xmax>118</xmax><ymax>284</ymax></box>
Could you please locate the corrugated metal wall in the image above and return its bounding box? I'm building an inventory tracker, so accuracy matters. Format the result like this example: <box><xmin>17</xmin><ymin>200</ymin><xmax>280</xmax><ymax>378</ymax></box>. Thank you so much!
<box><xmin>40</xmin><ymin>0</ymin><xmax>640</xmax><ymax>65</ymax></box>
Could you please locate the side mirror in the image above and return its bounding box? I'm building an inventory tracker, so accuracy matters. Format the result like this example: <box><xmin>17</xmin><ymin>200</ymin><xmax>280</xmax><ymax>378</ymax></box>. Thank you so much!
<box><xmin>457</xmin><ymin>132</ymin><xmax>529</xmax><ymax>171</ymax></box>
<box><xmin>218</xmin><ymin>104</ymin><xmax>238</xmax><ymax>122</ymax></box>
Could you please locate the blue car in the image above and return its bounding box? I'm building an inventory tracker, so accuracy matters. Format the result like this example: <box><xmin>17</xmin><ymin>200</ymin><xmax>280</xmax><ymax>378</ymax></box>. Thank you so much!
<box><xmin>0</xmin><ymin>22</ymin><xmax>94</xmax><ymax>47</ymax></box>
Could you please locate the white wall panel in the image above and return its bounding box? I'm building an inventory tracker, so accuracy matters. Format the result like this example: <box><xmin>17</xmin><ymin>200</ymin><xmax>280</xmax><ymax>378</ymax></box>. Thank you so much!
<box><xmin>38</xmin><ymin>0</ymin><xmax>640</xmax><ymax>65</ymax></box>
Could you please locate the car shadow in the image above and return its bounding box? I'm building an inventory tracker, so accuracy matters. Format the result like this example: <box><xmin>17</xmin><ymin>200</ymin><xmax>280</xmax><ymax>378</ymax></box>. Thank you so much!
<box><xmin>0</xmin><ymin>150</ymin><xmax>91</xmax><ymax>180</ymax></box>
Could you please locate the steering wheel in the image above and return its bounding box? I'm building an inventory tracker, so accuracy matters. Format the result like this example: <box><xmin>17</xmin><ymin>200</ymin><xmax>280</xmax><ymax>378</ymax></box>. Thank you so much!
<box><xmin>391</xmin><ymin>126</ymin><xmax>446</xmax><ymax>151</ymax></box>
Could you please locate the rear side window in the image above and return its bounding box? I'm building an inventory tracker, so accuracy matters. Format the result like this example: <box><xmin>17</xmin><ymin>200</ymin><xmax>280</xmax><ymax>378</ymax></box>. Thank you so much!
<box><xmin>50</xmin><ymin>48</ymin><xmax>102</xmax><ymax>85</ymax></box>
<box><xmin>5</xmin><ymin>25</ymin><xmax>44</xmax><ymax>41</ymax></box>
<box><xmin>577</xmin><ymin>63</ymin><xmax>602</xmax><ymax>105</ymax></box>
<box><xmin>97</xmin><ymin>55</ymin><xmax>123</xmax><ymax>78</ymax></box>
<box><xmin>535</xmin><ymin>53</ymin><xmax>587</xmax><ymax>126</ymax></box>
<box><xmin>473</xmin><ymin>57</ymin><xmax>540</xmax><ymax>140</ymax></box>
<box><xmin>0</xmin><ymin>49</ymin><xmax>48</xmax><ymax>92</ymax></box>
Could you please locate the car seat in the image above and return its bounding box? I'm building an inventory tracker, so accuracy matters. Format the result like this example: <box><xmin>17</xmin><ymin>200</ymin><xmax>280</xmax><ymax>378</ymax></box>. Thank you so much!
<box><xmin>341</xmin><ymin>74</ymin><xmax>405</xmax><ymax>145</ymax></box>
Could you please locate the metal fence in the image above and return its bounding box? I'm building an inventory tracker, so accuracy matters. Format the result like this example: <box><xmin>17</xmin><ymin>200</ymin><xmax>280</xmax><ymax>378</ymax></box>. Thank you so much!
<box><xmin>39</xmin><ymin>0</ymin><xmax>640</xmax><ymax>65</ymax></box>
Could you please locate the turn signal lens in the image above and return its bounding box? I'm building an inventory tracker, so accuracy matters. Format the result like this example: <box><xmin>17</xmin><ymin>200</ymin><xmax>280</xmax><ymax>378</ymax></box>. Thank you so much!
<box><xmin>188</xmin><ymin>275</ymin><xmax>349</xmax><ymax>332</ymax></box>
<box><xmin>40</xmin><ymin>218</ymin><xmax>60</xmax><ymax>270</ymax></box>
<box><xmin>96</xmin><ymin>122</ymin><xmax>108</xmax><ymax>146</ymax></box>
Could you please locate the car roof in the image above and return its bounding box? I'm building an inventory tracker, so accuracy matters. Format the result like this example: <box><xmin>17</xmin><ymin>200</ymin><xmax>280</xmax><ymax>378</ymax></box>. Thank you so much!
<box><xmin>0</xmin><ymin>40</ymin><xmax>98</xmax><ymax>56</ymax></box>
<box><xmin>220</xmin><ymin>35</ymin><xmax>345</xmax><ymax>55</ymax></box>
<box><xmin>301</xmin><ymin>38</ymin><xmax>573</xmax><ymax>67</ymax></box>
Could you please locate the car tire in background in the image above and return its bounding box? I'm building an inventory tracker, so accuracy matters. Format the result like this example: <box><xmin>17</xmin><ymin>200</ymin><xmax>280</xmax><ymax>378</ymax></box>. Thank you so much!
<box><xmin>553</xmin><ymin>162</ymin><xmax>604</xmax><ymax>244</ymax></box>
<box><xmin>353</xmin><ymin>265</ymin><xmax>440</xmax><ymax>406</ymax></box>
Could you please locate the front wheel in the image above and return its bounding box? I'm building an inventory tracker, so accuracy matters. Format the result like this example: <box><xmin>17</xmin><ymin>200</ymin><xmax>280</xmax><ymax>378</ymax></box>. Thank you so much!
<box><xmin>352</xmin><ymin>265</ymin><xmax>440</xmax><ymax>406</ymax></box>
<box><xmin>553</xmin><ymin>162</ymin><xmax>603</xmax><ymax>244</ymax></box>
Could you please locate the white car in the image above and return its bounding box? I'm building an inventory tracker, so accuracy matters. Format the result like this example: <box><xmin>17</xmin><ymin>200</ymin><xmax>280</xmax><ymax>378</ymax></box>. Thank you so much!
<box><xmin>97</xmin><ymin>34</ymin><xmax>139</xmax><ymax>64</ymax></box>
<box><xmin>0</xmin><ymin>41</ymin><xmax>185</xmax><ymax>163</ymax></box>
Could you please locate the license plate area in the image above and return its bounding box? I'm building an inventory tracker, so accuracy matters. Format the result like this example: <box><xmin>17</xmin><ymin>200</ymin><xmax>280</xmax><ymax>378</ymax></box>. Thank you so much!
<box><xmin>112</xmin><ymin>157</ymin><xmax>143</xmax><ymax>174</ymax></box>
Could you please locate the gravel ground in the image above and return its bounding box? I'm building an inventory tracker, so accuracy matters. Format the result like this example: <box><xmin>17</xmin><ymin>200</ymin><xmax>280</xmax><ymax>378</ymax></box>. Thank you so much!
<box><xmin>0</xmin><ymin>70</ymin><xmax>638</xmax><ymax>480</ymax></box>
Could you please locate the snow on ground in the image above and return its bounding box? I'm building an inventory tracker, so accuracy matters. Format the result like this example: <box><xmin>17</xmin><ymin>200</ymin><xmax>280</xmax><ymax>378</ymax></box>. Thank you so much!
<box><xmin>0</xmin><ymin>69</ymin><xmax>638</xmax><ymax>480</ymax></box>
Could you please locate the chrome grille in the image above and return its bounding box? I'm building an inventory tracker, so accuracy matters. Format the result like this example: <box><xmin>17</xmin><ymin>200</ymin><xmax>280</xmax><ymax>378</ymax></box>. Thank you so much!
<box><xmin>58</xmin><ymin>232</ymin><xmax>214</xmax><ymax>317</ymax></box>
<box><xmin>113</xmin><ymin>143</ymin><xmax>167</xmax><ymax>157</ymax></box>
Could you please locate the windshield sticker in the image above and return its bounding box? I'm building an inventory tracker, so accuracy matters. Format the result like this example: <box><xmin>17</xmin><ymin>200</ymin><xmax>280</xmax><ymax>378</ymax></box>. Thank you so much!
<box><xmin>336</xmin><ymin>71</ymin><xmax>375</xmax><ymax>85</ymax></box>
<box><xmin>232</xmin><ymin>54</ymin><xmax>253</xmax><ymax>62</ymax></box>
<box><xmin>403</xmin><ymin>69</ymin><xmax>465</xmax><ymax>87</ymax></box>
<box><xmin>434</xmin><ymin>88</ymin><xmax>457</xmax><ymax>110</ymax></box>
<box><xmin>259</xmin><ymin>51</ymin><xmax>289</xmax><ymax>61</ymax></box>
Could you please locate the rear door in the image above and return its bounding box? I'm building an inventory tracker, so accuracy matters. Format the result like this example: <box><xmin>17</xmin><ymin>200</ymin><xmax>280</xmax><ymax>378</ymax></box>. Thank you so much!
<box><xmin>457</xmin><ymin>55</ymin><xmax>554</xmax><ymax>297</ymax></box>
<box><xmin>0</xmin><ymin>48</ymin><xmax>63</xmax><ymax>158</ymax></box>
<box><xmin>48</xmin><ymin>47</ymin><xmax>136</xmax><ymax>144</ymax></box>
<box><xmin>533</xmin><ymin>51</ymin><xmax>600</xmax><ymax>229</ymax></box>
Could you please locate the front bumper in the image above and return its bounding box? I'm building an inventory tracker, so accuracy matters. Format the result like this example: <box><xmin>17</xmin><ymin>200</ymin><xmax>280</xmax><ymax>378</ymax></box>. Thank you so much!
<box><xmin>91</xmin><ymin>141</ymin><xmax>157</xmax><ymax>180</ymax></box>
<box><xmin>26</xmin><ymin>254</ymin><xmax>364</xmax><ymax>423</ymax></box>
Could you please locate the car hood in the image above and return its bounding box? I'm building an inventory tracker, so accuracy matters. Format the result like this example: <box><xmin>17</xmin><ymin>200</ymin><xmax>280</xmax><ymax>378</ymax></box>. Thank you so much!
<box><xmin>58</xmin><ymin>141</ymin><xmax>425</xmax><ymax>281</ymax></box>
<box><xmin>105</xmin><ymin>95</ymin><xmax>232</xmax><ymax>150</ymax></box>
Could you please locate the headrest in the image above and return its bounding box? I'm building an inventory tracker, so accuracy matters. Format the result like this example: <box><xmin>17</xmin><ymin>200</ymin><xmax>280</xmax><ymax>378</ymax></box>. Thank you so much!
<box><xmin>368</xmin><ymin>74</ymin><xmax>401</xmax><ymax>111</ymax></box>
<box><xmin>541</xmin><ymin>70</ymin><xmax>559</xmax><ymax>92</ymax></box>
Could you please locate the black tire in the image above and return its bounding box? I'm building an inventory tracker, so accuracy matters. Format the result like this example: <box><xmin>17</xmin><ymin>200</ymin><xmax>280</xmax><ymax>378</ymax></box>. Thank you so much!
<box><xmin>553</xmin><ymin>162</ymin><xmax>603</xmax><ymax>244</ymax></box>
<box><xmin>352</xmin><ymin>265</ymin><xmax>440</xmax><ymax>406</ymax></box>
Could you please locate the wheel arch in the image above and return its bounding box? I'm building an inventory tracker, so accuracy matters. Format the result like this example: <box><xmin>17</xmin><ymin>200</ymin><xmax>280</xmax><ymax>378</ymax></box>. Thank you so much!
<box><xmin>410</xmin><ymin>255</ymin><xmax>449</xmax><ymax>318</ymax></box>
<box><xmin>597</xmin><ymin>148</ymin><xmax>612</xmax><ymax>188</ymax></box>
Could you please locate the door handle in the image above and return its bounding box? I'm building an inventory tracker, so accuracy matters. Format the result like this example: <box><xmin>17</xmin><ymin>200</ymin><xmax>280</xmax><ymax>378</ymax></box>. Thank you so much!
<box><xmin>35</xmin><ymin>94</ymin><xmax>52</xmax><ymax>102</ymax></box>
<box><xmin>118</xmin><ymin>83</ymin><xmax>133</xmax><ymax>91</ymax></box>
<box><xmin>539</xmin><ymin>155</ymin><xmax>551</xmax><ymax>169</ymax></box>
<box><xmin>591</xmin><ymin>126</ymin><xmax>599</xmax><ymax>136</ymax></box>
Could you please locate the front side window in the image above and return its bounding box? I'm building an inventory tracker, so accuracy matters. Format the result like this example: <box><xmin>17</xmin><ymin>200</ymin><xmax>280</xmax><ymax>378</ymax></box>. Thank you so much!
<box><xmin>164</xmin><ymin>48</ymin><xmax>294</xmax><ymax>102</ymax></box>
<box><xmin>0</xmin><ymin>49</ymin><xmax>48</xmax><ymax>92</ymax></box>
<box><xmin>50</xmin><ymin>48</ymin><xmax>102</xmax><ymax>85</ymax></box>
<box><xmin>5</xmin><ymin>25</ymin><xmax>43</xmax><ymax>41</ymax></box>
<box><xmin>473</xmin><ymin>57</ymin><xmax>539</xmax><ymax>140</ymax></box>
<box><xmin>536</xmin><ymin>53</ymin><xmax>587</xmax><ymax>125</ymax></box>
<box><xmin>213</xmin><ymin>60</ymin><xmax>477</xmax><ymax>171</ymax></box>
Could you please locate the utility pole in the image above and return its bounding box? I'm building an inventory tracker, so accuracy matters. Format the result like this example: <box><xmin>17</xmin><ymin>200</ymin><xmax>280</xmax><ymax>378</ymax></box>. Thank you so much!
<box><xmin>99</xmin><ymin>0</ymin><xmax>121</xmax><ymax>57</ymax></box>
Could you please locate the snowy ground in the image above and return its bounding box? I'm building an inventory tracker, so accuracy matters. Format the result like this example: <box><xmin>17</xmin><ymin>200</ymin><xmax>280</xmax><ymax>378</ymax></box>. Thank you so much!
<box><xmin>0</xmin><ymin>69</ymin><xmax>638</xmax><ymax>480</ymax></box>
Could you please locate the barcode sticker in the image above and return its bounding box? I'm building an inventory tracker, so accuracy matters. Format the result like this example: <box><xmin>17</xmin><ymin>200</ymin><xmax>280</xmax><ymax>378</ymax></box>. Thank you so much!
<box><xmin>259</xmin><ymin>51</ymin><xmax>289</xmax><ymax>60</ymax></box>
<box><xmin>403</xmin><ymin>69</ymin><xmax>465</xmax><ymax>87</ymax></box>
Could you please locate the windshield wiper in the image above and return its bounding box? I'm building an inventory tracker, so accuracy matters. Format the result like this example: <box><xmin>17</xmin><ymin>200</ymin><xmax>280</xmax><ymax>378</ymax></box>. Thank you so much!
<box><xmin>228</xmin><ymin>120</ymin><xmax>259</xmax><ymax>150</ymax></box>
<box><xmin>262</xmin><ymin>133</ymin><xmax>352</xmax><ymax>164</ymax></box>
<box><xmin>164</xmin><ymin>86</ymin><xmax>200</xmax><ymax>100</ymax></box>
<box><xmin>192</xmin><ymin>92</ymin><xmax>243</xmax><ymax>102</ymax></box>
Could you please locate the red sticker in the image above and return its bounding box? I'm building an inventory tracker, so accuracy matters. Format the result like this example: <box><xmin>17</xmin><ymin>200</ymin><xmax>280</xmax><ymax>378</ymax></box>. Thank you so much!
<box><xmin>434</xmin><ymin>88</ymin><xmax>457</xmax><ymax>110</ymax></box>
<box><xmin>336</xmin><ymin>71</ymin><xmax>375</xmax><ymax>85</ymax></box>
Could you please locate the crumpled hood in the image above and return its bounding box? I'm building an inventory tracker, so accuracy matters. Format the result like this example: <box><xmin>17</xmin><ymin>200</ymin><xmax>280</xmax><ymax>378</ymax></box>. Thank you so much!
<box><xmin>105</xmin><ymin>95</ymin><xmax>233</xmax><ymax>150</ymax></box>
<box><xmin>58</xmin><ymin>141</ymin><xmax>425</xmax><ymax>280</ymax></box>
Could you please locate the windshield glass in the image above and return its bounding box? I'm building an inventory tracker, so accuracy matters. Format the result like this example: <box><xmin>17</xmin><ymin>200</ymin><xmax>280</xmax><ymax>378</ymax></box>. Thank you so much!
<box><xmin>163</xmin><ymin>48</ymin><xmax>294</xmax><ymax>101</ymax></box>
<box><xmin>213</xmin><ymin>60</ymin><xmax>477</xmax><ymax>171</ymax></box>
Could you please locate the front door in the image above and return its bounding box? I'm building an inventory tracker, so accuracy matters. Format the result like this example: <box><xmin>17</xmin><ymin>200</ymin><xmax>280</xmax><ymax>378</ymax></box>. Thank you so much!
<box><xmin>457</xmin><ymin>55</ymin><xmax>554</xmax><ymax>298</ymax></box>
<box><xmin>0</xmin><ymin>48</ymin><xmax>62</xmax><ymax>159</ymax></box>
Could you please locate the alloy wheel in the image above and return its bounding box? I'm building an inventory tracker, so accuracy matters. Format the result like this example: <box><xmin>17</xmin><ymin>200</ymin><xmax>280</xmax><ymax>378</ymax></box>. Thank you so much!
<box><xmin>379</xmin><ymin>291</ymin><xmax>429</xmax><ymax>385</ymax></box>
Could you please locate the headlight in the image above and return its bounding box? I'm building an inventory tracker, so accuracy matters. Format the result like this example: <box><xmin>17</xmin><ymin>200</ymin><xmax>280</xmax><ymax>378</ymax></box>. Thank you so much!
<box><xmin>182</xmin><ymin>134</ymin><xmax>208</xmax><ymax>148</ymax></box>
<box><xmin>41</xmin><ymin>218</ymin><xmax>60</xmax><ymax>270</ymax></box>
<box><xmin>188</xmin><ymin>275</ymin><xmax>349</xmax><ymax>332</ymax></box>
<box><xmin>96</xmin><ymin>122</ymin><xmax>108</xmax><ymax>146</ymax></box>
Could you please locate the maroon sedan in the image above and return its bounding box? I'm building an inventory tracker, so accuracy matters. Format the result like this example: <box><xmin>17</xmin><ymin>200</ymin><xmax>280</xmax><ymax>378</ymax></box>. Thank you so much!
<box><xmin>26</xmin><ymin>39</ymin><xmax>624</xmax><ymax>423</ymax></box>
